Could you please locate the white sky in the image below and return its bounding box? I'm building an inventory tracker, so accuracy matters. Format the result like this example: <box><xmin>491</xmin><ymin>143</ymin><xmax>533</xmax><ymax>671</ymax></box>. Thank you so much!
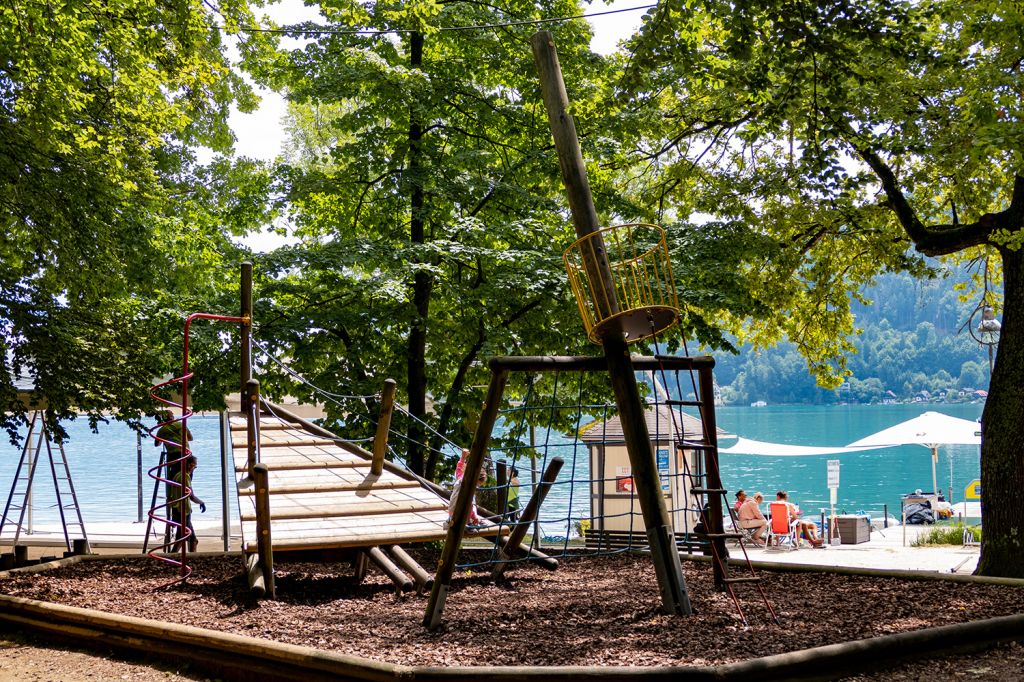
<box><xmin>230</xmin><ymin>0</ymin><xmax>651</xmax><ymax>163</ymax></box>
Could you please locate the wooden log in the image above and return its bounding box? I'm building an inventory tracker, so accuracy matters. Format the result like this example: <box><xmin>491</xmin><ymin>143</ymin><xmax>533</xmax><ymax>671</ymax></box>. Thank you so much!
<box><xmin>496</xmin><ymin>460</ymin><xmax>509</xmax><ymax>520</ymax></box>
<box><xmin>423</xmin><ymin>368</ymin><xmax>509</xmax><ymax>630</ymax></box>
<box><xmin>366</xmin><ymin>547</ymin><xmax>413</xmax><ymax>593</ymax></box>
<box><xmin>245</xmin><ymin>552</ymin><xmax>266</xmax><ymax>597</ymax></box>
<box><xmin>383</xmin><ymin>545</ymin><xmax>433</xmax><ymax>592</ymax></box>
<box><xmin>246</xmin><ymin>380</ymin><xmax>260</xmax><ymax>476</ymax></box>
<box><xmin>371</xmin><ymin>379</ymin><xmax>397</xmax><ymax>476</ymax></box>
<box><xmin>239</xmin><ymin>501</ymin><xmax>448</xmax><ymax>523</ymax></box>
<box><xmin>492</xmin><ymin>457</ymin><xmax>563</xmax><ymax>580</ymax></box>
<box><xmin>234</xmin><ymin>438</ymin><xmax>338</xmax><ymax>450</ymax></box>
<box><xmin>252</xmin><ymin>463</ymin><xmax>275</xmax><ymax>599</ymax></box>
<box><xmin>239</xmin><ymin>261</ymin><xmax>252</xmax><ymax>396</ymax></box>
<box><xmin>699</xmin><ymin>365</ymin><xmax>728</xmax><ymax>590</ymax></box>
<box><xmin>230</xmin><ymin>421</ymin><xmax>292</xmax><ymax>432</ymax></box>
<box><xmin>237</xmin><ymin>480</ymin><xmax>420</xmax><ymax>496</ymax></box>
<box><xmin>234</xmin><ymin>460</ymin><xmax>367</xmax><ymax>473</ymax></box>
<box><xmin>531</xmin><ymin>31</ymin><xmax>690</xmax><ymax>617</ymax></box>
<box><xmin>487</xmin><ymin>354</ymin><xmax>715</xmax><ymax>373</ymax></box>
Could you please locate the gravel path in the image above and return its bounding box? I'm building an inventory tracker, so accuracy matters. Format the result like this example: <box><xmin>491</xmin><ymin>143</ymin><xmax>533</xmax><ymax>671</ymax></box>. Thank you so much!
<box><xmin>0</xmin><ymin>552</ymin><xmax>1021</xmax><ymax>677</ymax></box>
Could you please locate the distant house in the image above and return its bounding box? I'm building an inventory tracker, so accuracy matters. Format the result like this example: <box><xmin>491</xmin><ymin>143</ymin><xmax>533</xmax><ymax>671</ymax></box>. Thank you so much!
<box><xmin>580</xmin><ymin>405</ymin><xmax>728</xmax><ymax>541</ymax></box>
<box><xmin>750</xmin><ymin>400</ymin><xmax>767</xmax><ymax>407</ymax></box>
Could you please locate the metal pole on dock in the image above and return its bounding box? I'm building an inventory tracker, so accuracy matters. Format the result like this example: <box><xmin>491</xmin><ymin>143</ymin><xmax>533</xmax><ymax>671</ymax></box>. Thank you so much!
<box><xmin>531</xmin><ymin>30</ymin><xmax>690</xmax><ymax>616</ymax></box>
<box><xmin>137</xmin><ymin>432</ymin><xmax>143</xmax><ymax>523</ymax></box>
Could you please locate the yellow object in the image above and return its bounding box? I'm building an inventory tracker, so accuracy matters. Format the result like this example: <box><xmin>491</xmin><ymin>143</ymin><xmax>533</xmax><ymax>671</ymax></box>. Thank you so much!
<box><xmin>964</xmin><ymin>479</ymin><xmax>981</xmax><ymax>500</ymax></box>
<box><xmin>563</xmin><ymin>224</ymin><xmax>680</xmax><ymax>344</ymax></box>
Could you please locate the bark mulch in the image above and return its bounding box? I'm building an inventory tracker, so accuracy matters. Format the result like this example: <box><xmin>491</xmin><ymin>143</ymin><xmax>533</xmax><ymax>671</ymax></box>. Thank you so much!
<box><xmin>0</xmin><ymin>552</ymin><xmax>1022</xmax><ymax>674</ymax></box>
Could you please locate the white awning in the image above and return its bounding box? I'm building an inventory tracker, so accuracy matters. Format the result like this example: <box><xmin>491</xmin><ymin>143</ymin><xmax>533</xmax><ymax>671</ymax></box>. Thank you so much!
<box><xmin>718</xmin><ymin>437</ymin><xmax>894</xmax><ymax>457</ymax></box>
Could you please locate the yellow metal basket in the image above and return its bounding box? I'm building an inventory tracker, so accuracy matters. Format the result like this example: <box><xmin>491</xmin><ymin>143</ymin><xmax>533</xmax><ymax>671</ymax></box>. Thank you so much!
<box><xmin>563</xmin><ymin>223</ymin><xmax>680</xmax><ymax>344</ymax></box>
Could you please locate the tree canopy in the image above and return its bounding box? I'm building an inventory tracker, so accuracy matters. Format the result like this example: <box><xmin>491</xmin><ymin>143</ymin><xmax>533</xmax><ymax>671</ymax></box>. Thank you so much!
<box><xmin>618</xmin><ymin>0</ymin><xmax>1023</xmax><ymax>575</ymax></box>
<box><xmin>250</xmin><ymin>0</ymin><xmax>614</xmax><ymax>479</ymax></box>
<box><xmin>0</xmin><ymin>0</ymin><xmax>272</xmax><ymax>437</ymax></box>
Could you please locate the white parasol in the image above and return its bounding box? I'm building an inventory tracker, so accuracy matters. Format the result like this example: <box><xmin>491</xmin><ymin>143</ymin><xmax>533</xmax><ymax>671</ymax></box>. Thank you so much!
<box><xmin>846</xmin><ymin>411</ymin><xmax>982</xmax><ymax>497</ymax></box>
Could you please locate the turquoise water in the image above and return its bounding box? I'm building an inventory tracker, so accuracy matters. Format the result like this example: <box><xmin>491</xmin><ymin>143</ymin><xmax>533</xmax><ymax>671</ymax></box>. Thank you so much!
<box><xmin>715</xmin><ymin>403</ymin><xmax>983</xmax><ymax>516</ymax></box>
<box><xmin>0</xmin><ymin>405</ymin><xmax>984</xmax><ymax>535</ymax></box>
<box><xmin>0</xmin><ymin>415</ymin><xmax>227</xmax><ymax>531</ymax></box>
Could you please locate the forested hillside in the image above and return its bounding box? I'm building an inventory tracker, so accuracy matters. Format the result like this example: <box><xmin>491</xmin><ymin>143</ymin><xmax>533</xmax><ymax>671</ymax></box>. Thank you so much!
<box><xmin>713</xmin><ymin>270</ymin><xmax>992</xmax><ymax>405</ymax></box>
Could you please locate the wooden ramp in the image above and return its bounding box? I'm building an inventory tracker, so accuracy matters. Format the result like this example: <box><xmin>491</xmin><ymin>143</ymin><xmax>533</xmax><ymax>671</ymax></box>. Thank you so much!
<box><xmin>228</xmin><ymin>411</ymin><xmax>461</xmax><ymax>553</ymax></box>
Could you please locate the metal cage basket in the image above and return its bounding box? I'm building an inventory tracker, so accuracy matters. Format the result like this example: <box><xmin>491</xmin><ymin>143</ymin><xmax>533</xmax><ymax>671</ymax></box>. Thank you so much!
<box><xmin>563</xmin><ymin>223</ymin><xmax>680</xmax><ymax>344</ymax></box>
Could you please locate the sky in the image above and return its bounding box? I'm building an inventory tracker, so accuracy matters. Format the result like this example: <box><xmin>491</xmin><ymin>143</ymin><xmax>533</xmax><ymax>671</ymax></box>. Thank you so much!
<box><xmin>229</xmin><ymin>0</ymin><xmax>652</xmax><ymax>163</ymax></box>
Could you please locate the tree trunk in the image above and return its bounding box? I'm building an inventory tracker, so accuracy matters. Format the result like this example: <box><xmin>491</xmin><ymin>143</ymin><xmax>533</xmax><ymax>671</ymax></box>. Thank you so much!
<box><xmin>405</xmin><ymin>30</ymin><xmax>429</xmax><ymax>477</ymax></box>
<box><xmin>975</xmin><ymin>246</ymin><xmax>1024</xmax><ymax>577</ymax></box>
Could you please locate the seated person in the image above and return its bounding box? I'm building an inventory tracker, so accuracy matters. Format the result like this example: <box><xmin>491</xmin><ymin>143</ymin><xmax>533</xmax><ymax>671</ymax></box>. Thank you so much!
<box><xmin>776</xmin><ymin>490</ymin><xmax>823</xmax><ymax>547</ymax></box>
<box><xmin>733</xmin><ymin>489</ymin><xmax>747</xmax><ymax>512</ymax></box>
<box><xmin>737</xmin><ymin>491</ymin><xmax>768</xmax><ymax>546</ymax></box>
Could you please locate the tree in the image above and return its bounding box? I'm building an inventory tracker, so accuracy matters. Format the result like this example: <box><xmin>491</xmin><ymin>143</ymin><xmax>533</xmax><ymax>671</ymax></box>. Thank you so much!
<box><xmin>0</xmin><ymin>0</ymin><xmax>273</xmax><ymax>437</ymax></box>
<box><xmin>254</xmin><ymin>1</ymin><xmax>611</xmax><ymax>479</ymax></box>
<box><xmin>621</xmin><ymin>0</ymin><xmax>1023</xmax><ymax>576</ymax></box>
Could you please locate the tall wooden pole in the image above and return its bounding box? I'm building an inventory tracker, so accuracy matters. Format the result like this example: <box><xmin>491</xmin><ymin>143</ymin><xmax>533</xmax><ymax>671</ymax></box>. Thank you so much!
<box><xmin>531</xmin><ymin>30</ymin><xmax>690</xmax><ymax>616</ymax></box>
<box><xmin>240</xmin><ymin>262</ymin><xmax>253</xmax><ymax>395</ymax></box>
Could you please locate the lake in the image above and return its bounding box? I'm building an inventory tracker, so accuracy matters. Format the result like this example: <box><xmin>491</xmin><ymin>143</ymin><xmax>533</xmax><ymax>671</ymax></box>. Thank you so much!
<box><xmin>0</xmin><ymin>404</ymin><xmax>984</xmax><ymax>538</ymax></box>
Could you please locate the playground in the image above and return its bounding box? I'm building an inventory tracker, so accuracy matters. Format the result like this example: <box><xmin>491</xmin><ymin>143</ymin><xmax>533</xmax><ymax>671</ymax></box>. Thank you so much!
<box><xmin>1</xmin><ymin>30</ymin><xmax>1022</xmax><ymax>682</ymax></box>
<box><xmin>1</xmin><ymin>550</ymin><xmax>1024</xmax><ymax>678</ymax></box>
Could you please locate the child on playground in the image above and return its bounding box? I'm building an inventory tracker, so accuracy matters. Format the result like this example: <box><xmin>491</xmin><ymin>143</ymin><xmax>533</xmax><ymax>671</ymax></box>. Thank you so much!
<box><xmin>446</xmin><ymin>448</ymin><xmax>490</xmax><ymax>530</ymax></box>
<box><xmin>170</xmin><ymin>455</ymin><xmax>206</xmax><ymax>552</ymax></box>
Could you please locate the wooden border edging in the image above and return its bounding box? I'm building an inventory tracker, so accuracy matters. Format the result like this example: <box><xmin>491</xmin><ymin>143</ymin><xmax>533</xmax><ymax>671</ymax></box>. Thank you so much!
<box><xmin>0</xmin><ymin>583</ymin><xmax>1022</xmax><ymax>680</ymax></box>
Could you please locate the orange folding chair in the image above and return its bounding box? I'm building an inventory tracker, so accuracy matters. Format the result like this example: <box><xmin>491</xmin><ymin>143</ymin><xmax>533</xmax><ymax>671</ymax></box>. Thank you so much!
<box><xmin>767</xmin><ymin>501</ymin><xmax>800</xmax><ymax>550</ymax></box>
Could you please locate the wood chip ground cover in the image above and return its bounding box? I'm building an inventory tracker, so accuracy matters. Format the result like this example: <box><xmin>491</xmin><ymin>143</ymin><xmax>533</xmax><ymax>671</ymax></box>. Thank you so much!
<box><xmin>0</xmin><ymin>553</ymin><xmax>1022</xmax><ymax>670</ymax></box>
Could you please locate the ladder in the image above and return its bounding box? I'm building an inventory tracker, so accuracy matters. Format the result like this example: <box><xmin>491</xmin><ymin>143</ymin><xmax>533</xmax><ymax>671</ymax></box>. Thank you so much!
<box><xmin>651</xmin><ymin>358</ymin><xmax>779</xmax><ymax>627</ymax></box>
<box><xmin>0</xmin><ymin>411</ymin><xmax>90</xmax><ymax>553</ymax></box>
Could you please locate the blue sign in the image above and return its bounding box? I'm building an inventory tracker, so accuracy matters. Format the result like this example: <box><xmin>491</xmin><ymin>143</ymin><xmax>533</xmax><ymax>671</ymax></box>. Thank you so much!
<box><xmin>657</xmin><ymin>448</ymin><xmax>670</xmax><ymax>492</ymax></box>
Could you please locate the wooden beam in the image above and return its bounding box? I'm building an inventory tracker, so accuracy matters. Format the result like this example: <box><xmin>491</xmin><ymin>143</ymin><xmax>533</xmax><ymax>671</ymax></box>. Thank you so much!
<box><xmin>366</xmin><ymin>546</ymin><xmax>413</xmax><ymax>593</ymax></box>
<box><xmin>423</xmin><ymin>367</ymin><xmax>509</xmax><ymax>630</ymax></box>
<box><xmin>383</xmin><ymin>545</ymin><xmax>433</xmax><ymax>593</ymax></box>
<box><xmin>239</xmin><ymin>502</ymin><xmax>448</xmax><ymax>522</ymax></box>
<box><xmin>233</xmin><ymin>461</ymin><xmax>368</xmax><ymax>473</ymax></box>
<box><xmin>371</xmin><ymin>379</ymin><xmax>397</xmax><ymax>476</ymax></box>
<box><xmin>233</xmin><ymin>439</ymin><xmax>338</xmax><ymax>450</ymax></box>
<box><xmin>237</xmin><ymin>480</ymin><xmax>420</xmax><ymax>496</ymax></box>
<box><xmin>252</xmin><ymin>463</ymin><xmax>275</xmax><ymax>599</ymax></box>
<box><xmin>492</xmin><ymin>457</ymin><xmax>563</xmax><ymax>581</ymax></box>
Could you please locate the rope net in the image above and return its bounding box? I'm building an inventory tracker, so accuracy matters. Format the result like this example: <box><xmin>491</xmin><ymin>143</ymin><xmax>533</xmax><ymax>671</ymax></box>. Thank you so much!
<box><xmin>251</xmin><ymin>339</ymin><xmax>723</xmax><ymax>570</ymax></box>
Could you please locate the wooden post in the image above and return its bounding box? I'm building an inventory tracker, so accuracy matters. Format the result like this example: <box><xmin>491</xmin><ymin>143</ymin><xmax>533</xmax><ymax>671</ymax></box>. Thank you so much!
<box><xmin>245</xmin><ymin>379</ymin><xmax>260</xmax><ymax>476</ymax></box>
<box><xmin>219</xmin><ymin>410</ymin><xmax>230</xmax><ymax>552</ymax></box>
<box><xmin>245</xmin><ymin>553</ymin><xmax>266</xmax><ymax>597</ymax></box>
<box><xmin>492</xmin><ymin>457</ymin><xmax>563</xmax><ymax>581</ymax></box>
<box><xmin>252</xmin><ymin>463</ymin><xmax>275</xmax><ymax>599</ymax></box>
<box><xmin>372</xmin><ymin>379</ymin><xmax>397</xmax><ymax>476</ymax></box>
<box><xmin>423</xmin><ymin>367</ymin><xmax>509</xmax><ymax>630</ymax></box>
<box><xmin>531</xmin><ymin>30</ymin><xmax>691</xmax><ymax>616</ymax></box>
<box><xmin>240</xmin><ymin>261</ymin><xmax>253</xmax><ymax>397</ymax></box>
<box><xmin>496</xmin><ymin>460</ymin><xmax>509</xmax><ymax>520</ymax></box>
<box><xmin>698</xmin><ymin>365</ymin><xmax>728</xmax><ymax>589</ymax></box>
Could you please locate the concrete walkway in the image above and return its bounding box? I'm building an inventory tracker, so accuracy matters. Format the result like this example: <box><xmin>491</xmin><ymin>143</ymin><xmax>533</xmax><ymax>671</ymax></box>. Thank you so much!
<box><xmin>739</xmin><ymin>523</ymin><xmax>981</xmax><ymax>574</ymax></box>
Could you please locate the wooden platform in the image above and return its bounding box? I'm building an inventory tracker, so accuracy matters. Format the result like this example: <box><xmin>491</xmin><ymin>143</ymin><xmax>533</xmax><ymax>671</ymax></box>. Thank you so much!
<box><xmin>229</xmin><ymin>412</ymin><xmax>467</xmax><ymax>553</ymax></box>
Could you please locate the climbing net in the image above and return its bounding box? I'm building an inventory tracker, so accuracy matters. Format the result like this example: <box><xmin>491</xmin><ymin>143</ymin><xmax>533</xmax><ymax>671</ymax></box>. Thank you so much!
<box><xmin>445</xmin><ymin>356</ymin><xmax>721</xmax><ymax>572</ymax></box>
<box><xmin>251</xmin><ymin>340</ymin><xmax>723</xmax><ymax>570</ymax></box>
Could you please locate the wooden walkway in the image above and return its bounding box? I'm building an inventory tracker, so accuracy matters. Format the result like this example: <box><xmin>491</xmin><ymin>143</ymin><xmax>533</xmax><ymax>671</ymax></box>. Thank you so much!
<box><xmin>228</xmin><ymin>411</ymin><xmax>454</xmax><ymax>552</ymax></box>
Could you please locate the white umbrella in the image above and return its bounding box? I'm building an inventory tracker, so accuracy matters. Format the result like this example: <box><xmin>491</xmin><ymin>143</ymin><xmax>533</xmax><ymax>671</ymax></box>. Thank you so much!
<box><xmin>847</xmin><ymin>411</ymin><xmax>982</xmax><ymax>497</ymax></box>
